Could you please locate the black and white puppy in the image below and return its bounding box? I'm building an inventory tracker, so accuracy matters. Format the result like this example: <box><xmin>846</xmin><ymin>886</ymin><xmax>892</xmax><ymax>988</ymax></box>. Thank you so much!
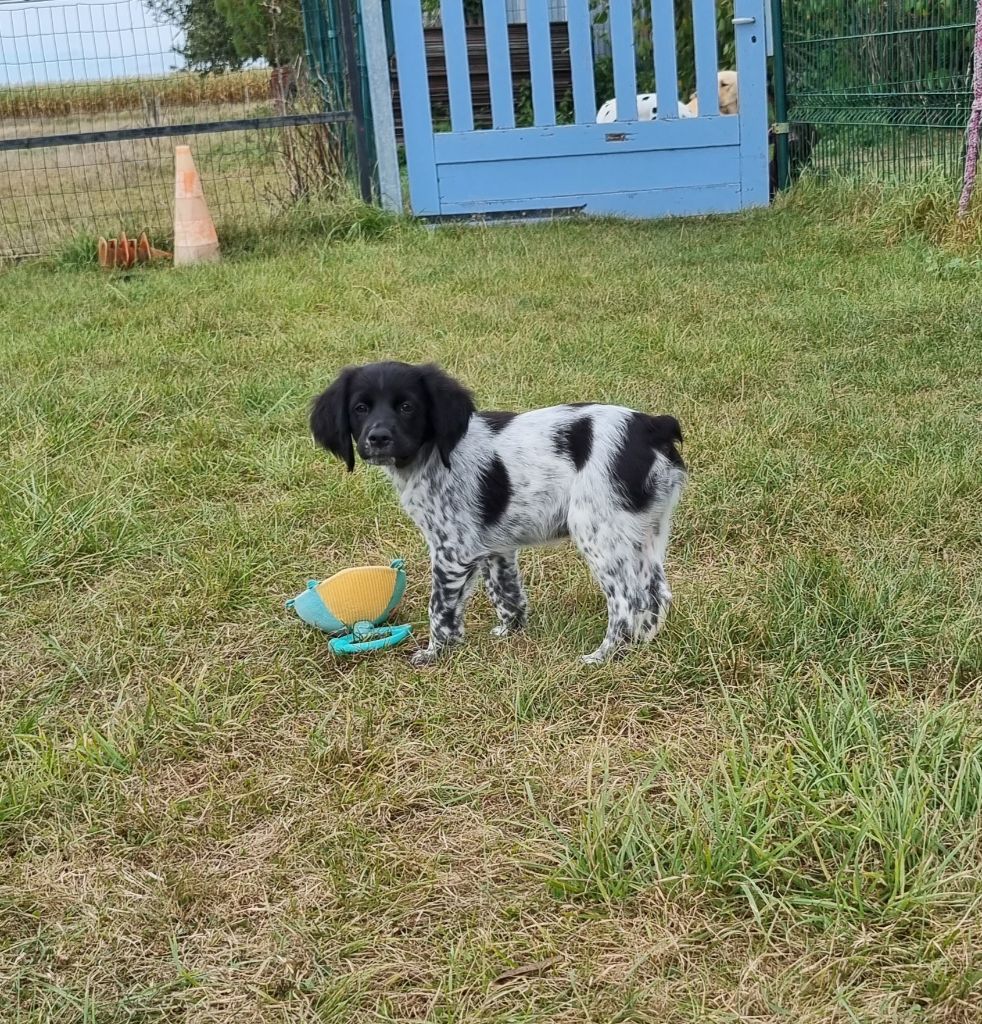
<box><xmin>310</xmin><ymin>361</ymin><xmax>686</xmax><ymax>666</ymax></box>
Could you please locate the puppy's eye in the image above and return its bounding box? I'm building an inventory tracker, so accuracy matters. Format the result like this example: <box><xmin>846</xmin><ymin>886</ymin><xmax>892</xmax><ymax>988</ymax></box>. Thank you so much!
<box><xmin>353</xmin><ymin>402</ymin><xmax>370</xmax><ymax>415</ymax></box>
<box><xmin>399</xmin><ymin>402</ymin><xmax>414</xmax><ymax>415</ymax></box>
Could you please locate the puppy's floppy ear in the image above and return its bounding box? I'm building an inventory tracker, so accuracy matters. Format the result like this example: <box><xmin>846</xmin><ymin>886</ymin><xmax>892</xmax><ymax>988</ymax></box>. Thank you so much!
<box><xmin>310</xmin><ymin>367</ymin><xmax>357</xmax><ymax>472</ymax></box>
<box><xmin>420</xmin><ymin>363</ymin><xmax>475</xmax><ymax>469</ymax></box>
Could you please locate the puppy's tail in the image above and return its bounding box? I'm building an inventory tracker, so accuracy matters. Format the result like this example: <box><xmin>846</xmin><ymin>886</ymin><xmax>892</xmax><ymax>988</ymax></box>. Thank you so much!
<box><xmin>648</xmin><ymin>414</ymin><xmax>683</xmax><ymax>446</ymax></box>
<box><xmin>644</xmin><ymin>413</ymin><xmax>684</xmax><ymax>468</ymax></box>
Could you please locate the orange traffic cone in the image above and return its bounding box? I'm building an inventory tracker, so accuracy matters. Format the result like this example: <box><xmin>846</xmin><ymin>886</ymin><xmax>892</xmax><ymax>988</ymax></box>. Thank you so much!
<box><xmin>173</xmin><ymin>144</ymin><xmax>220</xmax><ymax>266</ymax></box>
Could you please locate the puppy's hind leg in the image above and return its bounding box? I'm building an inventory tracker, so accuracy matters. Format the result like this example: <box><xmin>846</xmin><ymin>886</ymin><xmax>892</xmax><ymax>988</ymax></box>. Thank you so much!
<box><xmin>633</xmin><ymin>561</ymin><xmax>672</xmax><ymax>643</ymax></box>
<box><xmin>483</xmin><ymin>552</ymin><xmax>528</xmax><ymax>637</ymax></box>
<box><xmin>582</xmin><ymin>576</ymin><xmax>642</xmax><ymax>664</ymax></box>
<box><xmin>569</xmin><ymin>514</ymin><xmax>646</xmax><ymax>665</ymax></box>
<box><xmin>634</xmin><ymin>472</ymin><xmax>684</xmax><ymax>643</ymax></box>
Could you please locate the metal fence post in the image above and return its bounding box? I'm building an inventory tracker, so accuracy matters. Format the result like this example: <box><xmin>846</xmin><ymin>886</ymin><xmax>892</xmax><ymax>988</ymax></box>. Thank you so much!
<box><xmin>770</xmin><ymin>0</ymin><xmax>790</xmax><ymax>191</ymax></box>
<box><xmin>361</xmin><ymin>0</ymin><xmax>403</xmax><ymax>212</ymax></box>
<box><xmin>337</xmin><ymin>0</ymin><xmax>374</xmax><ymax>203</ymax></box>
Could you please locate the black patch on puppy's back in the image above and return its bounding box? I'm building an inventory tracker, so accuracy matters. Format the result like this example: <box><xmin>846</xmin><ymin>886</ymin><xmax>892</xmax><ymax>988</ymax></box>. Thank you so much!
<box><xmin>553</xmin><ymin>416</ymin><xmax>593</xmax><ymax>470</ymax></box>
<box><xmin>477</xmin><ymin>455</ymin><xmax>511</xmax><ymax>527</ymax></box>
<box><xmin>480</xmin><ymin>411</ymin><xmax>516</xmax><ymax>434</ymax></box>
<box><xmin>611</xmin><ymin>413</ymin><xmax>684</xmax><ymax>512</ymax></box>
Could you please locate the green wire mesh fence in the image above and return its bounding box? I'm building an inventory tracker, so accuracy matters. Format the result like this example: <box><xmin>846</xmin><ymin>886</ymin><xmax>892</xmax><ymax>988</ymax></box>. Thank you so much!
<box><xmin>301</xmin><ymin>0</ymin><xmax>377</xmax><ymax>198</ymax></box>
<box><xmin>783</xmin><ymin>1</ymin><xmax>977</xmax><ymax>182</ymax></box>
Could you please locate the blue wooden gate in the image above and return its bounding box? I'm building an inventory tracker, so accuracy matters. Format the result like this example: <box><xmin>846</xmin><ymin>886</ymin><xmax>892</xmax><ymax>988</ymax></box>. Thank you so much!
<box><xmin>391</xmin><ymin>0</ymin><xmax>769</xmax><ymax>220</ymax></box>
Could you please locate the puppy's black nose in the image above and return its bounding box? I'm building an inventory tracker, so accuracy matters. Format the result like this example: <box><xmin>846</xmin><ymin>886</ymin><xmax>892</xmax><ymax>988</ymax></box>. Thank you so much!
<box><xmin>367</xmin><ymin>427</ymin><xmax>393</xmax><ymax>449</ymax></box>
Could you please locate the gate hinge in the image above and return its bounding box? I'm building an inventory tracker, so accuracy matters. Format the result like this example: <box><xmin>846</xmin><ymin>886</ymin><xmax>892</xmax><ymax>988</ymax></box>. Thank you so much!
<box><xmin>771</xmin><ymin>122</ymin><xmax>790</xmax><ymax>135</ymax></box>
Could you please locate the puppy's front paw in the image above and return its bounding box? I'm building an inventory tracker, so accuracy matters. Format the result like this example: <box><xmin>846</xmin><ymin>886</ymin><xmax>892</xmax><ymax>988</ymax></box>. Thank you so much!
<box><xmin>411</xmin><ymin>646</ymin><xmax>440</xmax><ymax>667</ymax></box>
<box><xmin>581</xmin><ymin>645</ymin><xmax>619</xmax><ymax>665</ymax></box>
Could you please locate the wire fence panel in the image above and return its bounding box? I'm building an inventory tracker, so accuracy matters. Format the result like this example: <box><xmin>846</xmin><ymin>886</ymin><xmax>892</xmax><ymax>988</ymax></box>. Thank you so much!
<box><xmin>783</xmin><ymin>1</ymin><xmax>976</xmax><ymax>182</ymax></box>
<box><xmin>0</xmin><ymin>0</ymin><xmax>352</xmax><ymax>258</ymax></box>
<box><xmin>303</xmin><ymin>0</ymin><xmax>377</xmax><ymax>194</ymax></box>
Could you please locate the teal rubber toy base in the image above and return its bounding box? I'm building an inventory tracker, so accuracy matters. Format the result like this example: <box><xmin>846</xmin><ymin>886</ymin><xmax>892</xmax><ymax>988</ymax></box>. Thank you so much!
<box><xmin>329</xmin><ymin>621</ymin><xmax>413</xmax><ymax>655</ymax></box>
<box><xmin>285</xmin><ymin>559</ymin><xmax>411</xmax><ymax>656</ymax></box>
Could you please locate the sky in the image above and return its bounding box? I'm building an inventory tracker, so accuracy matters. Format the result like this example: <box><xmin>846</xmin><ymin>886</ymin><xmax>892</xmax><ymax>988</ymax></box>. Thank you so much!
<box><xmin>0</xmin><ymin>0</ymin><xmax>185</xmax><ymax>86</ymax></box>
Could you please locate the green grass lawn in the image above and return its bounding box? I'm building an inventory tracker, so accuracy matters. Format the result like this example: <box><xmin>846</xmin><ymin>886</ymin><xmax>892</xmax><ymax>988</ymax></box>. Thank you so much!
<box><xmin>1</xmin><ymin>201</ymin><xmax>981</xmax><ymax>1023</ymax></box>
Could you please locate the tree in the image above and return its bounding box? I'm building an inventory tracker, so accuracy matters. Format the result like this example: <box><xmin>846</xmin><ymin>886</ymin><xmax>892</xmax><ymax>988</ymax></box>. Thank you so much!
<box><xmin>147</xmin><ymin>0</ymin><xmax>243</xmax><ymax>72</ymax></box>
<box><xmin>148</xmin><ymin>0</ymin><xmax>306</xmax><ymax>73</ymax></box>
<box><xmin>215</xmin><ymin>0</ymin><xmax>306</xmax><ymax>68</ymax></box>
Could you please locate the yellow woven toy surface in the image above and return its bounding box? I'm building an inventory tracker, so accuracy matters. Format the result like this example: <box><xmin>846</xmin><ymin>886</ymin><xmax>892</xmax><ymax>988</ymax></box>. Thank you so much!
<box><xmin>315</xmin><ymin>566</ymin><xmax>400</xmax><ymax>626</ymax></box>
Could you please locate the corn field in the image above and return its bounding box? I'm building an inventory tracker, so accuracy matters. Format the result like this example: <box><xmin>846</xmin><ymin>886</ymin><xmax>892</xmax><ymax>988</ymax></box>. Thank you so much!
<box><xmin>0</xmin><ymin>69</ymin><xmax>272</xmax><ymax>121</ymax></box>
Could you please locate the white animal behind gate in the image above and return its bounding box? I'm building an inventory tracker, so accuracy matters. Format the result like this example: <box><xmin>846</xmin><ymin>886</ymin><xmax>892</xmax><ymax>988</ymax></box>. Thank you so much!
<box><xmin>596</xmin><ymin>70</ymin><xmax>739</xmax><ymax>124</ymax></box>
<box><xmin>596</xmin><ymin>93</ymin><xmax>695</xmax><ymax>123</ymax></box>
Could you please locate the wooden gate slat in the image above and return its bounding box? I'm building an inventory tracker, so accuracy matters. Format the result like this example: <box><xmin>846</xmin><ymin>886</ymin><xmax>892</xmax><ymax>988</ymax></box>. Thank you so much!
<box><xmin>566</xmin><ymin>0</ymin><xmax>596</xmax><ymax>124</ymax></box>
<box><xmin>652</xmin><ymin>0</ymin><xmax>681</xmax><ymax>119</ymax></box>
<box><xmin>609</xmin><ymin>0</ymin><xmax>638</xmax><ymax>122</ymax></box>
<box><xmin>441</xmin><ymin>0</ymin><xmax>475</xmax><ymax>132</ymax></box>
<box><xmin>692</xmin><ymin>0</ymin><xmax>721</xmax><ymax>116</ymax></box>
<box><xmin>390</xmin><ymin>0</ymin><xmax>439</xmax><ymax>214</ymax></box>
<box><xmin>526</xmin><ymin>0</ymin><xmax>557</xmax><ymax>126</ymax></box>
<box><xmin>482</xmin><ymin>0</ymin><xmax>515</xmax><ymax>129</ymax></box>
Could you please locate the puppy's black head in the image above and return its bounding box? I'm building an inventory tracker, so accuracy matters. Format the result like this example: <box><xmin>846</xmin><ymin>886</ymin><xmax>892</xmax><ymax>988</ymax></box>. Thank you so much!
<box><xmin>310</xmin><ymin>361</ymin><xmax>475</xmax><ymax>471</ymax></box>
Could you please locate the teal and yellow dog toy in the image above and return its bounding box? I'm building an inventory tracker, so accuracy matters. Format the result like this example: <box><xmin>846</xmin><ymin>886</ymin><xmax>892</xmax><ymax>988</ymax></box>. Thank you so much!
<box><xmin>286</xmin><ymin>558</ymin><xmax>412</xmax><ymax>655</ymax></box>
